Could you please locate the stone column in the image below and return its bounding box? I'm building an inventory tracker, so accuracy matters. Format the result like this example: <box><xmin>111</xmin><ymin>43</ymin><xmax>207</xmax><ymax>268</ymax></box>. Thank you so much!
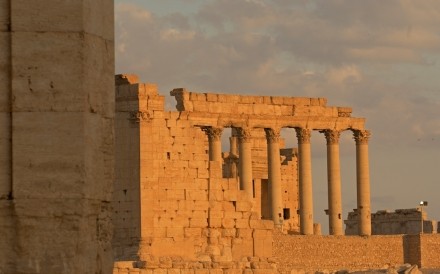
<box><xmin>230</xmin><ymin>136</ymin><xmax>238</xmax><ymax>156</ymax></box>
<box><xmin>296</xmin><ymin>128</ymin><xmax>314</xmax><ymax>235</ymax></box>
<box><xmin>322</xmin><ymin>129</ymin><xmax>343</xmax><ymax>235</ymax></box>
<box><xmin>354</xmin><ymin>130</ymin><xmax>372</xmax><ymax>236</ymax></box>
<box><xmin>229</xmin><ymin>135</ymin><xmax>238</xmax><ymax>178</ymax></box>
<box><xmin>237</xmin><ymin>127</ymin><xmax>253</xmax><ymax>199</ymax></box>
<box><xmin>265</xmin><ymin>128</ymin><xmax>283</xmax><ymax>225</ymax></box>
<box><xmin>202</xmin><ymin>127</ymin><xmax>223</xmax><ymax>161</ymax></box>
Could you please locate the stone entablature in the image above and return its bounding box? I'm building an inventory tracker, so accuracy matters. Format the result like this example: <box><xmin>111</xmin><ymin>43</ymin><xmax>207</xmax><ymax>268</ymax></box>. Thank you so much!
<box><xmin>345</xmin><ymin>208</ymin><xmax>438</xmax><ymax>235</ymax></box>
<box><xmin>170</xmin><ymin>89</ymin><xmax>362</xmax><ymax>131</ymax></box>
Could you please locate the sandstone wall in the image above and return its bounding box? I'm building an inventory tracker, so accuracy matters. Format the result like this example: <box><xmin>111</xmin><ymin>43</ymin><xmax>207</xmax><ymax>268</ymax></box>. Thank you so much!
<box><xmin>273</xmin><ymin>233</ymin><xmax>405</xmax><ymax>273</ymax></box>
<box><xmin>273</xmin><ymin>233</ymin><xmax>440</xmax><ymax>273</ymax></box>
<box><xmin>420</xmin><ymin>234</ymin><xmax>440</xmax><ymax>268</ymax></box>
<box><xmin>345</xmin><ymin>208</ymin><xmax>438</xmax><ymax>235</ymax></box>
<box><xmin>114</xmin><ymin>76</ymin><xmax>277</xmax><ymax>273</ymax></box>
<box><xmin>0</xmin><ymin>1</ymin><xmax>115</xmax><ymax>273</ymax></box>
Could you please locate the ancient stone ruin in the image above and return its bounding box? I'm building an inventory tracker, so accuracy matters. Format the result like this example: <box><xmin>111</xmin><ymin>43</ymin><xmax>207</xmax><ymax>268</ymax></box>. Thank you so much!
<box><xmin>112</xmin><ymin>74</ymin><xmax>440</xmax><ymax>274</ymax></box>
<box><xmin>112</xmin><ymin>74</ymin><xmax>377</xmax><ymax>273</ymax></box>
<box><xmin>1</xmin><ymin>1</ymin><xmax>439</xmax><ymax>272</ymax></box>
<box><xmin>346</xmin><ymin>208</ymin><xmax>439</xmax><ymax>235</ymax></box>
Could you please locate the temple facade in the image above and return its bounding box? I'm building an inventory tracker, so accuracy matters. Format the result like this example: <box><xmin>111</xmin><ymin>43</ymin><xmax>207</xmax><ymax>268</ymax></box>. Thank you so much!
<box><xmin>113</xmin><ymin>74</ymin><xmax>376</xmax><ymax>273</ymax></box>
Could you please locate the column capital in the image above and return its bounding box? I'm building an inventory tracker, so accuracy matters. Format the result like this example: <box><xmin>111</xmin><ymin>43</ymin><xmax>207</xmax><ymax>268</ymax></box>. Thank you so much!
<box><xmin>264</xmin><ymin>128</ymin><xmax>281</xmax><ymax>143</ymax></box>
<box><xmin>202</xmin><ymin>126</ymin><xmax>223</xmax><ymax>142</ymax></box>
<box><xmin>353</xmin><ymin>130</ymin><xmax>371</xmax><ymax>145</ymax></box>
<box><xmin>320</xmin><ymin>129</ymin><xmax>341</xmax><ymax>145</ymax></box>
<box><xmin>296</xmin><ymin>128</ymin><xmax>311</xmax><ymax>144</ymax></box>
<box><xmin>237</xmin><ymin>127</ymin><xmax>252</xmax><ymax>143</ymax></box>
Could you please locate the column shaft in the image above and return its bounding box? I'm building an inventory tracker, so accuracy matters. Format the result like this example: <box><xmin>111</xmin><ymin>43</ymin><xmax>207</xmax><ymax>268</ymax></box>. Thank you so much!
<box><xmin>322</xmin><ymin>130</ymin><xmax>343</xmax><ymax>235</ymax></box>
<box><xmin>238</xmin><ymin>128</ymin><xmax>253</xmax><ymax>198</ymax></box>
<box><xmin>203</xmin><ymin>127</ymin><xmax>223</xmax><ymax>161</ymax></box>
<box><xmin>230</xmin><ymin>136</ymin><xmax>238</xmax><ymax>156</ymax></box>
<box><xmin>354</xmin><ymin>130</ymin><xmax>372</xmax><ymax>236</ymax></box>
<box><xmin>229</xmin><ymin>136</ymin><xmax>238</xmax><ymax>178</ymax></box>
<box><xmin>265</xmin><ymin>128</ymin><xmax>283</xmax><ymax>225</ymax></box>
<box><xmin>296</xmin><ymin>128</ymin><xmax>314</xmax><ymax>235</ymax></box>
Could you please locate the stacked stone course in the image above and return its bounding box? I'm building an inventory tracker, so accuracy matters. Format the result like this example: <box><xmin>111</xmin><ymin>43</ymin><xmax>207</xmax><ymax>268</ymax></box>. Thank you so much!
<box><xmin>345</xmin><ymin>208</ymin><xmax>438</xmax><ymax>235</ymax></box>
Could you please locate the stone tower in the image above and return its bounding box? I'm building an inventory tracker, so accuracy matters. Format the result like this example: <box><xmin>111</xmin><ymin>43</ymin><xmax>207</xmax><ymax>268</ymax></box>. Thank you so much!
<box><xmin>0</xmin><ymin>1</ymin><xmax>115</xmax><ymax>273</ymax></box>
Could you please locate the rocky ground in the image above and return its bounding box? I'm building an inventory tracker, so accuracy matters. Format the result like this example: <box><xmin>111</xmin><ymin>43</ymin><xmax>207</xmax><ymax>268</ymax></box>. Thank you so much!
<box><xmin>288</xmin><ymin>264</ymin><xmax>440</xmax><ymax>274</ymax></box>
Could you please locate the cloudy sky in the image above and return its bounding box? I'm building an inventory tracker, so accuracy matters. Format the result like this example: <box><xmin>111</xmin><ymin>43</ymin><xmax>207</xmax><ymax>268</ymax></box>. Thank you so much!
<box><xmin>115</xmin><ymin>0</ymin><xmax>440</xmax><ymax>233</ymax></box>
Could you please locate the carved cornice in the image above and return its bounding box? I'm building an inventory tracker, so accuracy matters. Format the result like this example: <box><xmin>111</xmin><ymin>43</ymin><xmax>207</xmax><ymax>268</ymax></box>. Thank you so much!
<box><xmin>295</xmin><ymin>128</ymin><xmax>311</xmax><ymax>144</ymax></box>
<box><xmin>264</xmin><ymin>128</ymin><xmax>281</xmax><ymax>143</ymax></box>
<box><xmin>353</xmin><ymin>130</ymin><xmax>371</xmax><ymax>145</ymax></box>
<box><xmin>237</xmin><ymin>127</ymin><xmax>252</xmax><ymax>143</ymax></box>
<box><xmin>201</xmin><ymin>127</ymin><xmax>223</xmax><ymax>142</ymax></box>
<box><xmin>128</xmin><ymin>111</ymin><xmax>152</xmax><ymax>123</ymax></box>
<box><xmin>320</xmin><ymin>129</ymin><xmax>340</xmax><ymax>145</ymax></box>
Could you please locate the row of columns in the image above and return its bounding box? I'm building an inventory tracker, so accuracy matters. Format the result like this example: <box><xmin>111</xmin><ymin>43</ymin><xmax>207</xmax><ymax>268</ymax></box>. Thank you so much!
<box><xmin>202</xmin><ymin>126</ymin><xmax>371</xmax><ymax>236</ymax></box>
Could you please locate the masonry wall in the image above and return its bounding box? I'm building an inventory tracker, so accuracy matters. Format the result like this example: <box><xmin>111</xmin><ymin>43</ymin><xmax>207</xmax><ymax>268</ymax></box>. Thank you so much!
<box><xmin>114</xmin><ymin>76</ymin><xmax>277</xmax><ymax>273</ymax></box>
<box><xmin>0</xmin><ymin>1</ymin><xmax>115</xmax><ymax>273</ymax></box>
<box><xmin>345</xmin><ymin>208</ymin><xmax>438</xmax><ymax>235</ymax></box>
<box><xmin>273</xmin><ymin>233</ymin><xmax>405</xmax><ymax>273</ymax></box>
<box><xmin>273</xmin><ymin>233</ymin><xmax>440</xmax><ymax>273</ymax></box>
<box><xmin>420</xmin><ymin>234</ymin><xmax>440</xmax><ymax>268</ymax></box>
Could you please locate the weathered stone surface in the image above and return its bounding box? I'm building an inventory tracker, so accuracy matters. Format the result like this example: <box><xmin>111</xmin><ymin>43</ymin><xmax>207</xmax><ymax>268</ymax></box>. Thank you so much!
<box><xmin>0</xmin><ymin>1</ymin><xmax>114</xmax><ymax>273</ymax></box>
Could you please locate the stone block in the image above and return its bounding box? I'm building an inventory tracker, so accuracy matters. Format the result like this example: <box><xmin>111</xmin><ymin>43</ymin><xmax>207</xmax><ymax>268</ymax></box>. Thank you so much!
<box><xmin>208</xmin><ymin>218</ymin><xmax>222</xmax><ymax>228</ymax></box>
<box><xmin>228</xmin><ymin>179</ymin><xmax>239</xmax><ymax>190</ymax></box>
<box><xmin>237</xmin><ymin>228</ymin><xmax>253</xmax><ymax>238</ymax></box>
<box><xmin>223</xmin><ymin>189</ymin><xmax>238</xmax><ymax>201</ymax></box>
<box><xmin>209</xmin><ymin>210</ymin><xmax>224</xmax><ymax>219</ymax></box>
<box><xmin>222</xmin><ymin>218</ymin><xmax>236</xmax><ymax>228</ymax></box>
<box><xmin>224</xmin><ymin>211</ymin><xmax>242</xmax><ymax>219</ymax></box>
<box><xmin>151</xmin><ymin>238</ymin><xmax>195</xmax><ymax>260</ymax></box>
<box><xmin>270</xmin><ymin>96</ymin><xmax>284</xmax><ymax>105</ymax></box>
<box><xmin>222</xmin><ymin>228</ymin><xmax>237</xmax><ymax>237</ymax></box>
<box><xmin>236</xmin><ymin>201</ymin><xmax>253</xmax><ymax>212</ymax></box>
<box><xmin>232</xmin><ymin>237</ymin><xmax>253</xmax><ymax>260</ymax></box>
<box><xmin>190</xmin><ymin>218</ymin><xmax>208</xmax><ymax>228</ymax></box>
<box><xmin>11</xmin><ymin>32</ymin><xmax>87</xmax><ymax>112</ymax></box>
<box><xmin>192</xmin><ymin>101</ymin><xmax>209</xmax><ymax>112</ymax></box>
<box><xmin>12</xmin><ymin>112</ymin><xmax>87</xmax><ymax>199</ymax></box>
<box><xmin>237</xmin><ymin>104</ymin><xmax>253</xmax><ymax>114</ymax></box>
<box><xmin>209</xmin><ymin>190</ymin><xmax>223</xmax><ymax>201</ymax></box>
<box><xmin>253</xmin><ymin>234</ymin><xmax>273</xmax><ymax>258</ymax></box>
<box><xmin>184</xmin><ymin>227</ymin><xmax>202</xmax><ymax>237</ymax></box>
<box><xmin>192</xmin><ymin>210</ymin><xmax>208</xmax><ymax>219</ymax></box>
<box><xmin>223</xmin><ymin>202</ymin><xmax>236</xmax><ymax>212</ymax></box>
<box><xmin>186</xmin><ymin>190</ymin><xmax>208</xmax><ymax>201</ymax></box>
<box><xmin>235</xmin><ymin>219</ymin><xmax>250</xmax><ymax>229</ymax></box>
<box><xmin>194</xmin><ymin>200</ymin><xmax>210</xmax><ymax>210</ymax></box>
<box><xmin>167</xmin><ymin>227</ymin><xmax>184</xmax><ymax>238</ymax></box>
<box><xmin>179</xmin><ymin>200</ymin><xmax>195</xmax><ymax>211</ymax></box>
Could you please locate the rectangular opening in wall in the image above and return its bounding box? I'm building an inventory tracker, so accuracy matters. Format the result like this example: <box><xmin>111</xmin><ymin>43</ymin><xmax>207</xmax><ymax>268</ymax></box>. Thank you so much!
<box><xmin>252</xmin><ymin>179</ymin><xmax>256</xmax><ymax>198</ymax></box>
<box><xmin>261</xmin><ymin>179</ymin><xmax>270</xmax><ymax>219</ymax></box>
<box><xmin>283</xmin><ymin>208</ymin><xmax>290</xmax><ymax>220</ymax></box>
